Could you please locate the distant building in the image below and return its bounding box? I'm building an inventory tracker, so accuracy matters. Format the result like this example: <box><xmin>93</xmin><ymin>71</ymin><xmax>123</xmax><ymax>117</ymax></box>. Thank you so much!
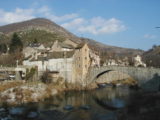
<box><xmin>134</xmin><ymin>55</ymin><xmax>146</xmax><ymax>67</ymax></box>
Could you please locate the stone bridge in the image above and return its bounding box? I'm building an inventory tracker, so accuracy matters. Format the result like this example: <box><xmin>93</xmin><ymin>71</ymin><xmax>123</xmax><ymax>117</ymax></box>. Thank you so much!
<box><xmin>86</xmin><ymin>66</ymin><xmax>160</xmax><ymax>88</ymax></box>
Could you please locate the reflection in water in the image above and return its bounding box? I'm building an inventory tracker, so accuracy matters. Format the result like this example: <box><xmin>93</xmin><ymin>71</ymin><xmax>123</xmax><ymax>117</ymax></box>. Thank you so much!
<box><xmin>1</xmin><ymin>86</ymin><xmax>160</xmax><ymax>120</ymax></box>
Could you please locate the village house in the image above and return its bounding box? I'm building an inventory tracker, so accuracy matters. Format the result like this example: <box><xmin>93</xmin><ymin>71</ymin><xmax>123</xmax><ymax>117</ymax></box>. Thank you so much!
<box><xmin>23</xmin><ymin>41</ymin><xmax>101</xmax><ymax>85</ymax></box>
<box><xmin>23</xmin><ymin>51</ymin><xmax>74</xmax><ymax>83</ymax></box>
<box><xmin>90</xmin><ymin>51</ymin><xmax>101</xmax><ymax>67</ymax></box>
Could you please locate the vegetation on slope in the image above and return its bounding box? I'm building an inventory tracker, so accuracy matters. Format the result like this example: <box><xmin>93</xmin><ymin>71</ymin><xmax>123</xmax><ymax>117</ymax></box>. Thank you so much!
<box><xmin>142</xmin><ymin>45</ymin><xmax>160</xmax><ymax>67</ymax></box>
<box><xmin>17</xmin><ymin>29</ymin><xmax>65</xmax><ymax>46</ymax></box>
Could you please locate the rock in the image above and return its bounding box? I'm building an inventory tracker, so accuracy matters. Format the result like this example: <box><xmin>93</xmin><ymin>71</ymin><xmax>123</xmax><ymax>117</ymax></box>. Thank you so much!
<box><xmin>40</xmin><ymin>110</ymin><xmax>64</xmax><ymax>120</ymax></box>
<box><xmin>27</xmin><ymin>111</ymin><xmax>39</xmax><ymax>118</ymax></box>
<box><xmin>50</xmin><ymin>89</ymin><xmax>58</xmax><ymax>96</ymax></box>
<box><xmin>0</xmin><ymin>108</ymin><xmax>5</xmax><ymax>112</ymax></box>
<box><xmin>111</xmin><ymin>99</ymin><xmax>125</xmax><ymax>108</ymax></box>
<box><xmin>63</xmin><ymin>105</ymin><xmax>74</xmax><ymax>110</ymax></box>
<box><xmin>94</xmin><ymin>112</ymin><xmax>117</xmax><ymax>120</ymax></box>
<box><xmin>79</xmin><ymin>105</ymin><xmax>91</xmax><ymax>110</ymax></box>
<box><xmin>9</xmin><ymin>107</ymin><xmax>26</xmax><ymax>116</ymax></box>
<box><xmin>95</xmin><ymin>98</ymin><xmax>125</xmax><ymax>110</ymax></box>
<box><xmin>0</xmin><ymin>116</ymin><xmax>13</xmax><ymax>120</ymax></box>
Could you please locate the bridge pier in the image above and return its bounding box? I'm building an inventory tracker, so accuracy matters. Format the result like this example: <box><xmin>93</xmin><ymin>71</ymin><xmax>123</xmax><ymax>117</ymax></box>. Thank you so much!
<box><xmin>15</xmin><ymin>71</ymin><xmax>22</xmax><ymax>80</ymax></box>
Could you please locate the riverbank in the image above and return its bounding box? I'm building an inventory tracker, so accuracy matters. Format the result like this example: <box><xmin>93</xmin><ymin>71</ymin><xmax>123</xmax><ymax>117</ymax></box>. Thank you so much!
<box><xmin>0</xmin><ymin>81</ymin><xmax>58</xmax><ymax>105</ymax></box>
<box><xmin>0</xmin><ymin>76</ymin><xmax>137</xmax><ymax>105</ymax></box>
<box><xmin>0</xmin><ymin>80</ymin><xmax>98</xmax><ymax>105</ymax></box>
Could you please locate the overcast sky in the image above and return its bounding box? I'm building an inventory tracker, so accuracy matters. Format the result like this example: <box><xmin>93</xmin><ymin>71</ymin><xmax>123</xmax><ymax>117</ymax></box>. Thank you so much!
<box><xmin>0</xmin><ymin>0</ymin><xmax>160</xmax><ymax>50</ymax></box>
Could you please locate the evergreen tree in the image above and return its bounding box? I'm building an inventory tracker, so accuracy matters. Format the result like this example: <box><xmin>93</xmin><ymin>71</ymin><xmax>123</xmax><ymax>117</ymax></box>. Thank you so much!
<box><xmin>9</xmin><ymin>33</ymin><xmax>23</xmax><ymax>53</ymax></box>
<box><xmin>33</xmin><ymin>38</ymin><xmax>38</xmax><ymax>44</ymax></box>
<box><xmin>0</xmin><ymin>44</ymin><xmax>7</xmax><ymax>53</ymax></box>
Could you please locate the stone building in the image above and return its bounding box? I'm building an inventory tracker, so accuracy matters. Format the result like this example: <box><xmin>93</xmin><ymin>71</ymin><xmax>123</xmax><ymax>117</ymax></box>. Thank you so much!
<box><xmin>23</xmin><ymin>51</ymin><xmax>75</xmax><ymax>83</ymax></box>
<box><xmin>23</xmin><ymin>41</ymin><xmax>101</xmax><ymax>86</ymax></box>
<box><xmin>72</xmin><ymin>43</ymin><xmax>91</xmax><ymax>85</ymax></box>
<box><xmin>90</xmin><ymin>51</ymin><xmax>100</xmax><ymax>67</ymax></box>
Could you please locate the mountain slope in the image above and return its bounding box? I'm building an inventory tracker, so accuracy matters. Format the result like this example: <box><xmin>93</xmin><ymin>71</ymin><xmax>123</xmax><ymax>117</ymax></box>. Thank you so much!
<box><xmin>142</xmin><ymin>46</ymin><xmax>160</xmax><ymax>67</ymax></box>
<box><xmin>0</xmin><ymin>18</ymin><xmax>81</xmax><ymax>44</ymax></box>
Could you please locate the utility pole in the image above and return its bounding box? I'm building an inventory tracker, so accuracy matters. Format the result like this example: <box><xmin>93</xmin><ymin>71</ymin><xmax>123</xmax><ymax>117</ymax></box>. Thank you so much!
<box><xmin>16</xmin><ymin>60</ymin><xmax>19</xmax><ymax>67</ymax></box>
<box><xmin>64</xmin><ymin>51</ymin><xmax>67</xmax><ymax>87</ymax></box>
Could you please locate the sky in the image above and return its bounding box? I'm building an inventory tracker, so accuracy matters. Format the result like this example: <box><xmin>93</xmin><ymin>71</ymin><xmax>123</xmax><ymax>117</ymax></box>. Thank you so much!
<box><xmin>0</xmin><ymin>0</ymin><xmax>160</xmax><ymax>50</ymax></box>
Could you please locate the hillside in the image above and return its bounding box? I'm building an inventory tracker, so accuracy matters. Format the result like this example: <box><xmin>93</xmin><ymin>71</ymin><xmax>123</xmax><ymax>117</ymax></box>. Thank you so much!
<box><xmin>0</xmin><ymin>18</ymin><xmax>82</xmax><ymax>45</ymax></box>
<box><xmin>0</xmin><ymin>18</ymin><xmax>143</xmax><ymax>60</ymax></box>
<box><xmin>142</xmin><ymin>46</ymin><xmax>160</xmax><ymax>67</ymax></box>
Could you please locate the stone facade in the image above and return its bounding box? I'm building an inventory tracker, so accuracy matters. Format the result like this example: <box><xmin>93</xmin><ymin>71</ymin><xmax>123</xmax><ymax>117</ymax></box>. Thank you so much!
<box><xmin>90</xmin><ymin>51</ymin><xmax>100</xmax><ymax>67</ymax></box>
<box><xmin>23</xmin><ymin>51</ymin><xmax>74</xmax><ymax>83</ymax></box>
<box><xmin>73</xmin><ymin>43</ymin><xmax>91</xmax><ymax>85</ymax></box>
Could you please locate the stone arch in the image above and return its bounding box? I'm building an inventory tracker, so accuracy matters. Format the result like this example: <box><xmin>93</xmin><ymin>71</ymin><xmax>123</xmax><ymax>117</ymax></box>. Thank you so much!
<box><xmin>94</xmin><ymin>69</ymin><xmax>136</xmax><ymax>85</ymax></box>
<box><xmin>96</xmin><ymin>70</ymin><xmax>113</xmax><ymax>78</ymax></box>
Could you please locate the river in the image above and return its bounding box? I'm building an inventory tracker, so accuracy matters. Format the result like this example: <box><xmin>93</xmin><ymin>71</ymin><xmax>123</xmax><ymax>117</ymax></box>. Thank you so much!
<box><xmin>0</xmin><ymin>86</ymin><xmax>160</xmax><ymax>120</ymax></box>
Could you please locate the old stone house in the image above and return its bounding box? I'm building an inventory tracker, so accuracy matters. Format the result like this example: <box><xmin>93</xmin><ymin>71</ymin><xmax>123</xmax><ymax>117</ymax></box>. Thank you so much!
<box><xmin>23</xmin><ymin>51</ymin><xmax>75</xmax><ymax>83</ymax></box>
<box><xmin>72</xmin><ymin>43</ymin><xmax>91</xmax><ymax>85</ymax></box>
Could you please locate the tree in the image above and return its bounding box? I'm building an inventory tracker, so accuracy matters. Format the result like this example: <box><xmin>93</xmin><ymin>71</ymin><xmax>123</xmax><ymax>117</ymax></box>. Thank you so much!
<box><xmin>9</xmin><ymin>33</ymin><xmax>23</xmax><ymax>53</ymax></box>
<box><xmin>26</xmin><ymin>67</ymin><xmax>37</xmax><ymax>81</ymax></box>
<box><xmin>0</xmin><ymin>44</ymin><xmax>7</xmax><ymax>53</ymax></box>
<box><xmin>33</xmin><ymin>38</ymin><xmax>38</xmax><ymax>44</ymax></box>
<box><xmin>41</xmin><ymin>70</ymin><xmax>52</xmax><ymax>84</ymax></box>
<box><xmin>152</xmin><ymin>44</ymin><xmax>157</xmax><ymax>49</ymax></box>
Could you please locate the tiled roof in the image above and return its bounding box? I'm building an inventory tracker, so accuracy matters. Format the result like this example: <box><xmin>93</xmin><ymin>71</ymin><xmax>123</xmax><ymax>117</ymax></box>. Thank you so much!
<box><xmin>75</xmin><ymin>42</ymin><xmax>86</xmax><ymax>49</ymax></box>
<box><xmin>59</xmin><ymin>42</ymin><xmax>74</xmax><ymax>49</ymax></box>
<box><xmin>47</xmin><ymin>51</ymin><xmax>75</xmax><ymax>59</ymax></box>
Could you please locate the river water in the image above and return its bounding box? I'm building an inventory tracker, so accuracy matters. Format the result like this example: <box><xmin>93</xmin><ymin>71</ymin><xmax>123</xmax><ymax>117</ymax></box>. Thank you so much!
<box><xmin>0</xmin><ymin>86</ymin><xmax>160</xmax><ymax>120</ymax></box>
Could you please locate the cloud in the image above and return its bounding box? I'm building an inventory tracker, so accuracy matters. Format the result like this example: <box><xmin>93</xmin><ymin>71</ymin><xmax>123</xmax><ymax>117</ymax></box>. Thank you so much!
<box><xmin>61</xmin><ymin>18</ymin><xmax>85</xmax><ymax>29</ymax></box>
<box><xmin>144</xmin><ymin>34</ymin><xmax>157</xmax><ymax>39</ymax></box>
<box><xmin>62</xmin><ymin>17</ymin><xmax>126</xmax><ymax>35</ymax></box>
<box><xmin>0</xmin><ymin>6</ymin><xmax>78</xmax><ymax>25</ymax></box>
<box><xmin>0</xmin><ymin>8</ymin><xmax>35</xmax><ymax>25</ymax></box>
<box><xmin>0</xmin><ymin>6</ymin><xmax>126</xmax><ymax>35</ymax></box>
<box><xmin>37</xmin><ymin>6</ymin><xmax>79</xmax><ymax>22</ymax></box>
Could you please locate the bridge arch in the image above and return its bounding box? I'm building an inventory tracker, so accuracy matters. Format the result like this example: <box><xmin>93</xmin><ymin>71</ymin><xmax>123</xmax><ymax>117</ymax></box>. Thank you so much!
<box><xmin>96</xmin><ymin>70</ymin><xmax>113</xmax><ymax>78</ymax></box>
<box><xmin>93</xmin><ymin>69</ymin><xmax>135</xmax><ymax>85</ymax></box>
